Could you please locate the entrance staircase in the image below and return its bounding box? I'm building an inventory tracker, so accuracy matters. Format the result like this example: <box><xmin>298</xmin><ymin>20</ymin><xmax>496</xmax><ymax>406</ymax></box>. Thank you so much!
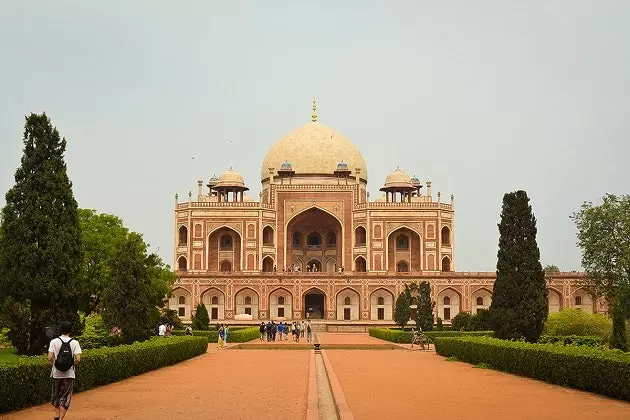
<box><xmin>310</xmin><ymin>321</ymin><xmax>328</xmax><ymax>332</ymax></box>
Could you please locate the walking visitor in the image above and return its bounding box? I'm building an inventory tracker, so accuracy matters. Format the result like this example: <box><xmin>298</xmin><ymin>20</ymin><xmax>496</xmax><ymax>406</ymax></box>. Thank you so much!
<box><xmin>48</xmin><ymin>321</ymin><xmax>82</xmax><ymax>420</ymax></box>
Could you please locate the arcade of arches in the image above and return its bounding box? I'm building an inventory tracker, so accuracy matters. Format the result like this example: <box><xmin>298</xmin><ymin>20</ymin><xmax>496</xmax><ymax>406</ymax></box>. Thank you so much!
<box><xmin>172</xmin><ymin>102</ymin><xmax>604</xmax><ymax>323</ymax></box>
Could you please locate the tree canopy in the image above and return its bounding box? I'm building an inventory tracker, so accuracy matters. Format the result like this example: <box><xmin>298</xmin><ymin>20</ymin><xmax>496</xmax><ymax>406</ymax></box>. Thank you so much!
<box><xmin>0</xmin><ymin>113</ymin><xmax>83</xmax><ymax>355</ymax></box>
<box><xmin>394</xmin><ymin>289</ymin><xmax>411</xmax><ymax>330</ymax></box>
<box><xmin>572</xmin><ymin>194</ymin><xmax>630</xmax><ymax>350</ymax></box>
<box><xmin>490</xmin><ymin>190</ymin><xmax>547</xmax><ymax>343</ymax></box>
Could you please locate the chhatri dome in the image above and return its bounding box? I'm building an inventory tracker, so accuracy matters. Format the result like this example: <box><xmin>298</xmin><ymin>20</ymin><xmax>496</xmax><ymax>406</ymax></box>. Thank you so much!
<box><xmin>382</xmin><ymin>167</ymin><xmax>413</xmax><ymax>189</ymax></box>
<box><xmin>216</xmin><ymin>167</ymin><xmax>246</xmax><ymax>188</ymax></box>
<box><xmin>261</xmin><ymin>99</ymin><xmax>368</xmax><ymax>182</ymax></box>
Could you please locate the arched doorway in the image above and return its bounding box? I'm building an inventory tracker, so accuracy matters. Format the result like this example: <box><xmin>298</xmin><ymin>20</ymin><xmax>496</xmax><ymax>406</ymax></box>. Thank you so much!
<box><xmin>304</xmin><ymin>288</ymin><xmax>326</xmax><ymax>319</ymax></box>
<box><xmin>287</xmin><ymin>208</ymin><xmax>342</xmax><ymax>274</ymax></box>
<box><xmin>306</xmin><ymin>259</ymin><xmax>322</xmax><ymax>272</ymax></box>
<box><xmin>269</xmin><ymin>288</ymin><xmax>292</xmax><ymax>320</ymax></box>
<box><xmin>387</xmin><ymin>226</ymin><xmax>421</xmax><ymax>272</ymax></box>
<box><xmin>336</xmin><ymin>288</ymin><xmax>360</xmax><ymax>320</ymax></box>
<box><xmin>262</xmin><ymin>256</ymin><xmax>275</xmax><ymax>272</ymax></box>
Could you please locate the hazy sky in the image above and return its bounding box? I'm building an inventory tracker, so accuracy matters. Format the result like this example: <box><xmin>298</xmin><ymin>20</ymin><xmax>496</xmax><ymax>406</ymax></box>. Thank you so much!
<box><xmin>1</xmin><ymin>1</ymin><xmax>628</xmax><ymax>271</ymax></box>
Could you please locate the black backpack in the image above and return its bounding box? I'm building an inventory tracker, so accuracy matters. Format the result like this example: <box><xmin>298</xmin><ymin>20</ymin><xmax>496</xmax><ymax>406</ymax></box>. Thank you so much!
<box><xmin>54</xmin><ymin>338</ymin><xmax>74</xmax><ymax>372</ymax></box>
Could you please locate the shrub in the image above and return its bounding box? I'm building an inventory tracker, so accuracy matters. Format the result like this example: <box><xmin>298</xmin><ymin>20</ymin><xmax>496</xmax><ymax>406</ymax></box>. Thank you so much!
<box><xmin>0</xmin><ymin>329</ymin><xmax>10</xmax><ymax>349</ymax></box>
<box><xmin>0</xmin><ymin>336</ymin><xmax>207</xmax><ymax>413</ymax></box>
<box><xmin>75</xmin><ymin>314</ymin><xmax>122</xmax><ymax>350</ymax></box>
<box><xmin>470</xmin><ymin>309</ymin><xmax>492</xmax><ymax>331</ymax></box>
<box><xmin>543</xmin><ymin>309</ymin><xmax>612</xmax><ymax>340</ymax></box>
<box><xmin>227</xmin><ymin>327</ymin><xmax>259</xmax><ymax>343</ymax></box>
<box><xmin>191</xmin><ymin>304</ymin><xmax>210</xmax><ymax>330</ymax></box>
<box><xmin>538</xmin><ymin>335</ymin><xmax>603</xmax><ymax>347</ymax></box>
<box><xmin>368</xmin><ymin>328</ymin><xmax>493</xmax><ymax>344</ymax></box>
<box><xmin>436</xmin><ymin>318</ymin><xmax>443</xmax><ymax>331</ymax></box>
<box><xmin>451</xmin><ymin>312</ymin><xmax>472</xmax><ymax>331</ymax></box>
<box><xmin>434</xmin><ymin>336</ymin><xmax>630</xmax><ymax>401</ymax></box>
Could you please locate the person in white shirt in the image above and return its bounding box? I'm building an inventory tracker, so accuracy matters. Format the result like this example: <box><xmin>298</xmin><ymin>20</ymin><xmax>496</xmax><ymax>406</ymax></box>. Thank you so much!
<box><xmin>47</xmin><ymin>321</ymin><xmax>82</xmax><ymax>420</ymax></box>
<box><xmin>158</xmin><ymin>323</ymin><xmax>167</xmax><ymax>336</ymax></box>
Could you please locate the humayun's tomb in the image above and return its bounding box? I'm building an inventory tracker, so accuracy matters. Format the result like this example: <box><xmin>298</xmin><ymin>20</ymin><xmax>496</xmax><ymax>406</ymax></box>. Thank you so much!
<box><xmin>170</xmin><ymin>100</ymin><xmax>606</xmax><ymax>329</ymax></box>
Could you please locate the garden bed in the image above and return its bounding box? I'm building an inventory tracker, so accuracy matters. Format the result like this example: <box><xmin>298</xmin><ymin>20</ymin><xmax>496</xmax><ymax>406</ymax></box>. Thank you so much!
<box><xmin>368</xmin><ymin>328</ymin><xmax>493</xmax><ymax>344</ymax></box>
<box><xmin>434</xmin><ymin>336</ymin><xmax>630</xmax><ymax>401</ymax></box>
<box><xmin>0</xmin><ymin>335</ymin><xmax>207</xmax><ymax>413</ymax></box>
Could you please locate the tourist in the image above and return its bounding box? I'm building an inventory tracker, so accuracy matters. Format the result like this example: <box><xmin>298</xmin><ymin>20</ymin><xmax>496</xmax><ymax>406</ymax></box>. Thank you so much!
<box><xmin>295</xmin><ymin>322</ymin><xmax>301</xmax><ymax>342</ymax></box>
<box><xmin>271</xmin><ymin>321</ymin><xmax>277</xmax><ymax>341</ymax></box>
<box><xmin>48</xmin><ymin>321</ymin><xmax>82</xmax><ymax>420</ymax></box>
<box><xmin>223</xmin><ymin>324</ymin><xmax>229</xmax><ymax>347</ymax></box>
<box><xmin>306</xmin><ymin>321</ymin><xmax>313</xmax><ymax>342</ymax></box>
<box><xmin>218</xmin><ymin>325</ymin><xmax>225</xmax><ymax>348</ymax></box>
<box><xmin>277</xmin><ymin>322</ymin><xmax>284</xmax><ymax>340</ymax></box>
<box><xmin>301</xmin><ymin>321</ymin><xmax>306</xmax><ymax>337</ymax></box>
<box><xmin>158</xmin><ymin>323</ymin><xmax>166</xmax><ymax>336</ymax></box>
<box><xmin>185</xmin><ymin>326</ymin><xmax>192</xmax><ymax>336</ymax></box>
<box><xmin>266</xmin><ymin>321</ymin><xmax>272</xmax><ymax>342</ymax></box>
<box><xmin>259</xmin><ymin>322</ymin><xmax>265</xmax><ymax>340</ymax></box>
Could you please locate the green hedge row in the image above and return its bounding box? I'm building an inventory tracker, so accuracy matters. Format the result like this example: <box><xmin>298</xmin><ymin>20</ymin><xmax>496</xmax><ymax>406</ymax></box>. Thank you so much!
<box><xmin>171</xmin><ymin>326</ymin><xmax>259</xmax><ymax>343</ymax></box>
<box><xmin>538</xmin><ymin>335</ymin><xmax>603</xmax><ymax>347</ymax></box>
<box><xmin>434</xmin><ymin>336</ymin><xmax>630</xmax><ymax>401</ymax></box>
<box><xmin>368</xmin><ymin>328</ymin><xmax>493</xmax><ymax>343</ymax></box>
<box><xmin>0</xmin><ymin>336</ymin><xmax>207</xmax><ymax>413</ymax></box>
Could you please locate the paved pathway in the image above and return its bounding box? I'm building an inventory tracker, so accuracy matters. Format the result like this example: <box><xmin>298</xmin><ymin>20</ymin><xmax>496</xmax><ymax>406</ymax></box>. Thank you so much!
<box><xmin>2</xmin><ymin>333</ymin><xmax>629</xmax><ymax>419</ymax></box>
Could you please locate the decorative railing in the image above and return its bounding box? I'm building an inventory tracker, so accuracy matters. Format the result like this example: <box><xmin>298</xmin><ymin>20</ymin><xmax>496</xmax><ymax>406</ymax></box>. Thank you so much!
<box><xmin>354</xmin><ymin>202</ymin><xmax>453</xmax><ymax>210</ymax></box>
<box><xmin>176</xmin><ymin>201</ymin><xmax>260</xmax><ymax>209</ymax></box>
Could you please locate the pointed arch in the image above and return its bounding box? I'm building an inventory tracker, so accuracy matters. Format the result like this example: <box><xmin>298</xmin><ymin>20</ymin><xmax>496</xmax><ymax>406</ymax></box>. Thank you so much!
<box><xmin>178</xmin><ymin>225</ymin><xmax>188</xmax><ymax>245</ymax></box>
<box><xmin>471</xmin><ymin>287</ymin><xmax>492</xmax><ymax>314</ymax></box>
<box><xmin>177</xmin><ymin>256</ymin><xmax>187</xmax><ymax>271</ymax></box>
<box><xmin>370</xmin><ymin>288</ymin><xmax>394</xmax><ymax>320</ymax></box>
<box><xmin>355</xmin><ymin>256</ymin><xmax>367</xmax><ymax>272</ymax></box>
<box><xmin>548</xmin><ymin>287</ymin><xmax>563</xmax><ymax>313</ymax></box>
<box><xmin>336</xmin><ymin>287</ymin><xmax>360</xmax><ymax>320</ymax></box>
<box><xmin>235</xmin><ymin>287</ymin><xmax>259</xmax><ymax>319</ymax></box>
<box><xmin>262</xmin><ymin>255</ymin><xmax>275</xmax><ymax>272</ymax></box>
<box><xmin>302</xmin><ymin>286</ymin><xmax>328</xmax><ymax>299</ymax></box>
<box><xmin>571</xmin><ymin>287</ymin><xmax>593</xmax><ymax>312</ymax></box>
<box><xmin>325</xmin><ymin>257</ymin><xmax>337</xmax><ymax>273</ymax></box>
<box><xmin>355</xmin><ymin>225</ymin><xmax>367</xmax><ymax>246</ymax></box>
<box><xmin>208</xmin><ymin>225</ymin><xmax>242</xmax><ymax>272</ymax></box>
<box><xmin>441</xmin><ymin>225</ymin><xmax>451</xmax><ymax>246</ymax></box>
<box><xmin>386</xmin><ymin>226</ymin><xmax>422</xmax><ymax>272</ymax></box>
<box><xmin>286</xmin><ymin>205</ymin><xmax>343</xmax><ymax>225</ymax></box>
<box><xmin>441</xmin><ymin>255</ymin><xmax>452</xmax><ymax>272</ymax></box>
<box><xmin>262</xmin><ymin>225</ymin><xmax>274</xmax><ymax>245</ymax></box>
<box><xmin>437</xmin><ymin>287</ymin><xmax>462</xmax><ymax>322</ymax></box>
<box><xmin>201</xmin><ymin>287</ymin><xmax>225</xmax><ymax>320</ymax></box>
<box><xmin>269</xmin><ymin>287</ymin><xmax>293</xmax><ymax>320</ymax></box>
<box><xmin>169</xmin><ymin>287</ymin><xmax>192</xmax><ymax>318</ymax></box>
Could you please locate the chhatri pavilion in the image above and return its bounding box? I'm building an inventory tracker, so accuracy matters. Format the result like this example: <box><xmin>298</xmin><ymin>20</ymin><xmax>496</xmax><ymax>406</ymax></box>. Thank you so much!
<box><xmin>170</xmin><ymin>100</ymin><xmax>603</xmax><ymax>328</ymax></box>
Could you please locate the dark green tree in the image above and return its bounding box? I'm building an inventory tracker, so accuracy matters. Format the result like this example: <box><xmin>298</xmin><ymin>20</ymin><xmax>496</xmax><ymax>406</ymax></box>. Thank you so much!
<box><xmin>394</xmin><ymin>288</ymin><xmax>411</xmax><ymax>330</ymax></box>
<box><xmin>489</xmin><ymin>190</ymin><xmax>547</xmax><ymax>342</ymax></box>
<box><xmin>0</xmin><ymin>113</ymin><xmax>82</xmax><ymax>355</ymax></box>
<box><xmin>572</xmin><ymin>194</ymin><xmax>629</xmax><ymax>350</ymax></box>
<box><xmin>191</xmin><ymin>303</ymin><xmax>210</xmax><ymax>330</ymax></box>
<box><xmin>101</xmin><ymin>233</ymin><xmax>152</xmax><ymax>344</ymax></box>
<box><xmin>544</xmin><ymin>265</ymin><xmax>560</xmax><ymax>273</ymax></box>
<box><xmin>451</xmin><ymin>312</ymin><xmax>472</xmax><ymax>331</ymax></box>
<box><xmin>414</xmin><ymin>281</ymin><xmax>434</xmax><ymax>331</ymax></box>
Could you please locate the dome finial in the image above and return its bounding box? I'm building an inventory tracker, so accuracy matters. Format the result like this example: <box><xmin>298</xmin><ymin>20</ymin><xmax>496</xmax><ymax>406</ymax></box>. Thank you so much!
<box><xmin>312</xmin><ymin>97</ymin><xmax>318</xmax><ymax>122</ymax></box>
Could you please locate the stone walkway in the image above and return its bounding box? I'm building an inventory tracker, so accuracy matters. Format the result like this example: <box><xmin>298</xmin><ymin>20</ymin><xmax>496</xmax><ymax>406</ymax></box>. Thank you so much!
<box><xmin>2</xmin><ymin>333</ymin><xmax>629</xmax><ymax>419</ymax></box>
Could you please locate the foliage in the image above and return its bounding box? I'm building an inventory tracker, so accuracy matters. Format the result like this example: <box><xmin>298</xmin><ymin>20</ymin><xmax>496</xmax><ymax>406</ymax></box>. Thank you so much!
<box><xmin>572</xmin><ymin>194</ymin><xmax>630</xmax><ymax>349</ymax></box>
<box><xmin>368</xmin><ymin>328</ymin><xmax>493</xmax><ymax>344</ymax></box>
<box><xmin>434</xmin><ymin>336</ymin><xmax>630</xmax><ymax>401</ymax></box>
<box><xmin>158</xmin><ymin>309</ymin><xmax>184</xmax><ymax>329</ymax></box>
<box><xmin>542</xmin><ymin>309</ymin><xmax>611</xmax><ymax>340</ymax></box>
<box><xmin>451</xmin><ymin>312</ymin><xmax>472</xmax><ymax>331</ymax></box>
<box><xmin>0</xmin><ymin>336</ymin><xmax>207</xmax><ymax>413</ymax></box>
<box><xmin>470</xmin><ymin>309</ymin><xmax>492</xmax><ymax>331</ymax></box>
<box><xmin>225</xmin><ymin>326</ymin><xmax>259</xmax><ymax>342</ymax></box>
<box><xmin>77</xmin><ymin>209</ymin><xmax>129</xmax><ymax>314</ymax></box>
<box><xmin>101</xmin><ymin>233</ymin><xmax>153</xmax><ymax>344</ymax></box>
<box><xmin>538</xmin><ymin>335</ymin><xmax>603</xmax><ymax>348</ymax></box>
<box><xmin>0</xmin><ymin>329</ymin><xmax>10</xmax><ymax>348</ymax></box>
<box><xmin>413</xmin><ymin>281</ymin><xmax>434</xmax><ymax>331</ymax></box>
<box><xmin>544</xmin><ymin>265</ymin><xmax>560</xmax><ymax>273</ymax></box>
<box><xmin>490</xmin><ymin>190</ymin><xmax>547</xmax><ymax>343</ymax></box>
<box><xmin>191</xmin><ymin>304</ymin><xmax>210</xmax><ymax>330</ymax></box>
<box><xmin>0</xmin><ymin>113</ymin><xmax>83</xmax><ymax>355</ymax></box>
<box><xmin>436</xmin><ymin>317</ymin><xmax>443</xmax><ymax>331</ymax></box>
<box><xmin>394</xmin><ymin>289</ymin><xmax>411</xmax><ymax>330</ymax></box>
<box><xmin>75</xmin><ymin>314</ymin><xmax>122</xmax><ymax>350</ymax></box>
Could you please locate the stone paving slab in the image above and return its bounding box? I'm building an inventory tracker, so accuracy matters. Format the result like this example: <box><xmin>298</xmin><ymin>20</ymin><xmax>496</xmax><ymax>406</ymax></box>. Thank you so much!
<box><xmin>1</xmin><ymin>346</ymin><xmax>309</xmax><ymax>420</ymax></box>
<box><xmin>326</xmin><ymin>350</ymin><xmax>630</xmax><ymax>420</ymax></box>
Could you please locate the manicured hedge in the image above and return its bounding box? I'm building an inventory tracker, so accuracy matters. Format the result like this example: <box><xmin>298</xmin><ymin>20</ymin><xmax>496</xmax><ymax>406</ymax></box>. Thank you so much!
<box><xmin>0</xmin><ymin>336</ymin><xmax>207</xmax><ymax>413</ymax></box>
<box><xmin>434</xmin><ymin>336</ymin><xmax>630</xmax><ymax>401</ymax></box>
<box><xmin>538</xmin><ymin>335</ymin><xmax>603</xmax><ymax>348</ymax></box>
<box><xmin>171</xmin><ymin>326</ymin><xmax>257</xmax><ymax>343</ymax></box>
<box><xmin>368</xmin><ymin>328</ymin><xmax>493</xmax><ymax>344</ymax></box>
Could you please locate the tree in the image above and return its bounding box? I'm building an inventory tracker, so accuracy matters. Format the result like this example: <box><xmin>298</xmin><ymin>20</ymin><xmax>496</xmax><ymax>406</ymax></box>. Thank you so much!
<box><xmin>544</xmin><ymin>265</ymin><xmax>560</xmax><ymax>273</ymax></box>
<box><xmin>101</xmin><ymin>233</ymin><xmax>153</xmax><ymax>344</ymax></box>
<box><xmin>414</xmin><ymin>281</ymin><xmax>434</xmax><ymax>331</ymax></box>
<box><xmin>78</xmin><ymin>209</ymin><xmax>129</xmax><ymax>314</ymax></box>
<box><xmin>571</xmin><ymin>194</ymin><xmax>630</xmax><ymax>350</ymax></box>
<box><xmin>191</xmin><ymin>303</ymin><xmax>210</xmax><ymax>330</ymax></box>
<box><xmin>0</xmin><ymin>113</ymin><xmax>83</xmax><ymax>355</ymax></box>
<box><xmin>490</xmin><ymin>190</ymin><xmax>547</xmax><ymax>342</ymax></box>
<box><xmin>451</xmin><ymin>312</ymin><xmax>472</xmax><ymax>331</ymax></box>
<box><xmin>394</xmin><ymin>288</ymin><xmax>411</xmax><ymax>330</ymax></box>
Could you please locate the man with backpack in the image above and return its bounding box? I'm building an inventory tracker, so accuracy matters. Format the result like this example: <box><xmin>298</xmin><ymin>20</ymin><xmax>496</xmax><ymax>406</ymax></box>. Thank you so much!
<box><xmin>47</xmin><ymin>321</ymin><xmax>82</xmax><ymax>420</ymax></box>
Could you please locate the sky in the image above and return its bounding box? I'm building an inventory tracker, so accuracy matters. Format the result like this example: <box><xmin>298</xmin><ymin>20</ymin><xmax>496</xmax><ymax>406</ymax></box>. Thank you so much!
<box><xmin>1</xmin><ymin>1</ymin><xmax>628</xmax><ymax>271</ymax></box>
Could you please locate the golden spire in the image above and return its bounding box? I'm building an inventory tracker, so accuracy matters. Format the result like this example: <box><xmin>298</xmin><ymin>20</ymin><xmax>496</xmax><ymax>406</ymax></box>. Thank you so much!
<box><xmin>311</xmin><ymin>97</ymin><xmax>318</xmax><ymax>122</ymax></box>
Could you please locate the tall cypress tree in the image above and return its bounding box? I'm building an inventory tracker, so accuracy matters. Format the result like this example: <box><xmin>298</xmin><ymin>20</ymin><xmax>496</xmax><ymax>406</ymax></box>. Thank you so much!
<box><xmin>0</xmin><ymin>113</ymin><xmax>82</xmax><ymax>355</ymax></box>
<box><xmin>414</xmin><ymin>281</ymin><xmax>434</xmax><ymax>331</ymax></box>
<box><xmin>490</xmin><ymin>190</ymin><xmax>547</xmax><ymax>342</ymax></box>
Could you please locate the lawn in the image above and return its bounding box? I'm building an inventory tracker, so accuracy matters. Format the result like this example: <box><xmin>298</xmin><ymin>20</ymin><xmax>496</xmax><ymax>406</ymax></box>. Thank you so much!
<box><xmin>0</xmin><ymin>348</ymin><xmax>19</xmax><ymax>363</ymax></box>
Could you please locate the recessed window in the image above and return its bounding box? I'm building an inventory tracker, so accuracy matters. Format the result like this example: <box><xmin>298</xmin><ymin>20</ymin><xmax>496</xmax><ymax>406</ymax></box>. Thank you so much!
<box><xmin>245</xmin><ymin>296</ymin><xmax>252</xmax><ymax>305</ymax></box>
<box><xmin>443</xmin><ymin>296</ymin><xmax>451</xmax><ymax>305</ymax></box>
<box><xmin>396</xmin><ymin>235</ymin><xmax>409</xmax><ymax>250</ymax></box>
<box><xmin>293</xmin><ymin>232</ymin><xmax>302</xmax><ymax>246</ymax></box>
<box><xmin>344</xmin><ymin>296</ymin><xmax>351</xmax><ymax>305</ymax></box>
<box><xmin>377</xmin><ymin>296</ymin><xmax>384</xmax><ymax>305</ymax></box>
<box><xmin>220</xmin><ymin>234</ymin><xmax>233</xmax><ymax>250</ymax></box>
<box><xmin>178</xmin><ymin>307</ymin><xmax>185</xmax><ymax>317</ymax></box>
<box><xmin>178</xmin><ymin>296</ymin><xmax>186</xmax><ymax>305</ymax></box>
<box><xmin>211</xmin><ymin>296</ymin><xmax>219</xmax><ymax>305</ymax></box>
<box><xmin>476</xmin><ymin>296</ymin><xmax>483</xmax><ymax>306</ymax></box>
<box><xmin>278</xmin><ymin>296</ymin><xmax>285</xmax><ymax>305</ymax></box>
<box><xmin>575</xmin><ymin>296</ymin><xmax>582</xmax><ymax>305</ymax></box>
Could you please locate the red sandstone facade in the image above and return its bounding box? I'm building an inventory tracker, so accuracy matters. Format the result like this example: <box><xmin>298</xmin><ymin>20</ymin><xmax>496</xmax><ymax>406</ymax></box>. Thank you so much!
<box><xmin>171</xmin><ymin>101</ymin><xmax>603</xmax><ymax>325</ymax></box>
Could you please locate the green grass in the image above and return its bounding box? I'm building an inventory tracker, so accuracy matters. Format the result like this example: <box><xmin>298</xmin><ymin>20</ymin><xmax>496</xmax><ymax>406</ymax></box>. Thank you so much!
<box><xmin>0</xmin><ymin>348</ymin><xmax>20</xmax><ymax>363</ymax></box>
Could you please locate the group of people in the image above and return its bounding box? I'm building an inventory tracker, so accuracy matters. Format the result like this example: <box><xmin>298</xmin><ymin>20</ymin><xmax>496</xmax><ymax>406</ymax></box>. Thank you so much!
<box><xmin>156</xmin><ymin>322</ymin><xmax>175</xmax><ymax>336</ymax></box>
<box><xmin>259</xmin><ymin>320</ymin><xmax>312</xmax><ymax>343</ymax></box>
<box><xmin>217</xmin><ymin>324</ymin><xmax>229</xmax><ymax>348</ymax></box>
